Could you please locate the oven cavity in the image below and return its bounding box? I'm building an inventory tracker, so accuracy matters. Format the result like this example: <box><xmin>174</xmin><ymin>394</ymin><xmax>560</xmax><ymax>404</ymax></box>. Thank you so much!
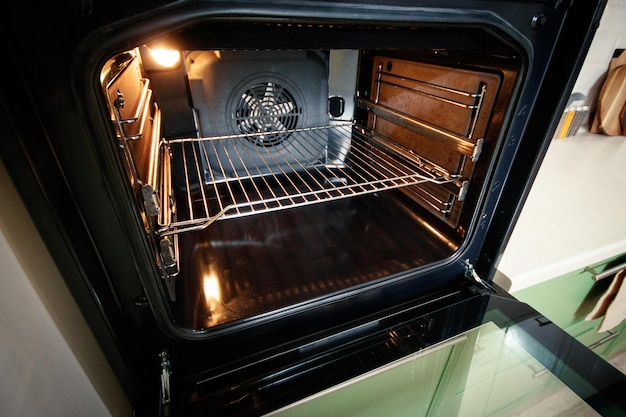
<box><xmin>101</xmin><ymin>41</ymin><xmax>518</xmax><ymax>330</ymax></box>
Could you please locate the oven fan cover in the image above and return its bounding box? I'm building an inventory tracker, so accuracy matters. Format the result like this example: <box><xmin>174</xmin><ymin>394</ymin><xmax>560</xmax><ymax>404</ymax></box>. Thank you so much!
<box><xmin>186</xmin><ymin>50</ymin><xmax>329</xmax><ymax>180</ymax></box>
<box><xmin>234</xmin><ymin>81</ymin><xmax>301</xmax><ymax>147</ymax></box>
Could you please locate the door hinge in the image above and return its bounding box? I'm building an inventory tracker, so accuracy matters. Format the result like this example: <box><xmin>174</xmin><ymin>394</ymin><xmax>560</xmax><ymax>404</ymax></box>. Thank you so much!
<box><xmin>160</xmin><ymin>350</ymin><xmax>172</xmax><ymax>408</ymax></box>
<box><xmin>463</xmin><ymin>260</ymin><xmax>495</xmax><ymax>292</ymax></box>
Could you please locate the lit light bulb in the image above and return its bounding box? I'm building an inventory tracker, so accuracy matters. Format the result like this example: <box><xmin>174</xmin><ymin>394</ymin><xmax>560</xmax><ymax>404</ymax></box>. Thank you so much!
<box><xmin>149</xmin><ymin>48</ymin><xmax>181</xmax><ymax>68</ymax></box>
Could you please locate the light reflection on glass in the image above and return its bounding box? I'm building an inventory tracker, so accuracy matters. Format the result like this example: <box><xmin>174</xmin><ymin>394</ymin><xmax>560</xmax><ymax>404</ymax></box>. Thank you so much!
<box><xmin>266</xmin><ymin>323</ymin><xmax>600</xmax><ymax>417</ymax></box>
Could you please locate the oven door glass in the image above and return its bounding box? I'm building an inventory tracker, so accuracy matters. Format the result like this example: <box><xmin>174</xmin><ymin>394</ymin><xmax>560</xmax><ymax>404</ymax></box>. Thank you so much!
<box><xmin>267</xmin><ymin>321</ymin><xmax>598</xmax><ymax>417</ymax></box>
<box><xmin>178</xmin><ymin>291</ymin><xmax>626</xmax><ymax>417</ymax></box>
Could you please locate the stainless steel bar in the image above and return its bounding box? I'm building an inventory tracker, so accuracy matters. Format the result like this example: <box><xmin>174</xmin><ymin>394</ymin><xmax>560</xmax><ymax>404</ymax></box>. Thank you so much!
<box><xmin>240</xmin><ymin>142</ymin><xmax>295</xmax><ymax>207</ymax></box>
<box><xmin>229</xmin><ymin>141</ymin><xmax>270</xmax><ymax>211</ymax></box>
<box><xmin>355</xmin><ymin>127</ymin><xmax>452</xmax><ymax>185</ymax></box>
<box><xmin>378</xmin><ymin>78</ymin><xmax>475</xmax><ymax>109</ymax></box>
<box><xmin>357</xmin><ymin>98</ymin><xmax>479</xmax><ymax>158</ymax></box>
<box><xmin>120</xmin><ymin>78</ymin><xmax>152</xmax><ymax>124</ymax></box>
<box><xmin>285</xmin><ymin>130</ymin><xmax>356</xmax><ymax>197</ymax></box>
<box><xmin>180</xmin><ymin>138</ymin><xmax>195</xmax><ymax>219</ymax></box>
<box><xmin>108</xmin><ymin>87</ymin><xmax>146</xmax><ymax>183</ymax></box>
<box><xmin>379</xmin><ymin>71</ymin><xmax>479</xmax><ymax>99</ymax></box>
<box><xmin>147</xmin><ymin>106</ymin><xmax>161</xmax><ymax>188</ymax></box>
<box><xmin>467</xmin><ymin>83</ymin><xmax>487</xmax><ymax>140</ymax></box>
<box><xmin>306</xmin><ymin>127</ymin><xmax>367</xmax><ymax>194</ymax></box>
<box><xmin>190</xmin><ymin>133</ymin><xmax>210</xmax><ymax>220</ymax></box>
<box><xmin>168</xmin><ymin>124</ymin><xmax>351</xmax><ymax>144</ymax></box>
<box><xmin>158</xmin><ymin>141</ymin><xmax>171</xmax><ymax>229</ymax></box>
<box><xmin>220</xmin><ymin>139</ymin><xmax>256</xmax><ymax>215</ymax></box>
<box><xmin>350</xmin><ymin>131</ymin><xmax>455</xmax><ymax>187</ymax></box>
<box><xmin>354</xmin><ymin>136</ymin><xmax>420</xmax><ymax>180</ymax></box>
<box><xmin>372</xmin><ymin>63</ymin><xmax>383</xmax><ymax>130</ymax></box>
<box><xmin>587</xmin><ymin>263</ymin><xmax>626</xmax><ymax>281</ymax></box>
<box><xmin>588</xmin><ymin>330</ymin><xmax>620</xmax><ymax>349</ymax></box>
<box><xmin>363</xmin><ymin>129</ymin><xmax>453</xmax><ymax>180</ymax></box>
<box><xmin>402</xmin><ymin>184</ymin><xmax>453</xmax><ymax>216</ymax></box>
<box><xmin>125</xmin><ymin>89</ymin><xmax>153</xmax><ymax>141</ymax></box>
<box><xmin>151</xmin><ymin>106</ymin><xmax>171</xmax><ymax>229</ymax></box>
<box><xmin>206</xmin><ymin>134</ymin><xmax>239</xmax><ymax>214</ymax></box>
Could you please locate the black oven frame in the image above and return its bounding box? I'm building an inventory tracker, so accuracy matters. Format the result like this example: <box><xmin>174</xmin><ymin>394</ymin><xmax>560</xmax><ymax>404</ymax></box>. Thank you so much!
<box><xmin>0</xmin><ymin>0</ymin><xmax>610</xmax><ymax>415</ymax></box>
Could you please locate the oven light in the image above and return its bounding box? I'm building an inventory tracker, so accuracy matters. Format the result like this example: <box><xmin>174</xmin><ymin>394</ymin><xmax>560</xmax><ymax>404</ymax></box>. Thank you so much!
<box><xmin>149</xmin><ymin>48</ymin><xmax>181</xmax><ymax>68</ymax></box>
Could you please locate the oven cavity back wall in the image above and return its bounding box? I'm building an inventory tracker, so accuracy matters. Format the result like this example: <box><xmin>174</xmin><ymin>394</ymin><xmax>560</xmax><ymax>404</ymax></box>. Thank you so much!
<box><xmin>186</xmin><ymin>50</ymin><xmax>330</xmax><ymax>179</ymax></box>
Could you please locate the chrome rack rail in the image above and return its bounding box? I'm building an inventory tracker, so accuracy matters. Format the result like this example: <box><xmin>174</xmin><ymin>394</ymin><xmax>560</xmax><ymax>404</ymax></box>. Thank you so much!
<box><xmin>160</xmin><ymin>123</ymin><xmax>461</xmax><ymax>236</ymax></box>
<box><xmin>359</xmin><ymin>64</ymin><xmax>487</xmax><ymax>162</ymax></box>
<box><xmin>586</xmin><ymin>261</ymin><xmax>626</xmax><ymax>281</ymax></box>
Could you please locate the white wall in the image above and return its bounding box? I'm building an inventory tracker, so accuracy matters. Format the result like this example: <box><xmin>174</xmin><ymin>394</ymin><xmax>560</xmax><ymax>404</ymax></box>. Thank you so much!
<box><xmin>497</xmin><ymin>0</ymin><xmax>626</xmax><ymax>292</ymax></box>
<box><xmin>0</xmin><ymin>161</ymin><xmax>131</xmax><ymax>417</ymax></box>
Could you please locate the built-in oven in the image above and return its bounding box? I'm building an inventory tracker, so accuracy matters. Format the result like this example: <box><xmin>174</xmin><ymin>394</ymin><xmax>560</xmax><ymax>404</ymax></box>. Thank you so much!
<box><xmin>2</xmin><ymin>0</ymin><xmax>625</xmax><ymax>416</ymax></box>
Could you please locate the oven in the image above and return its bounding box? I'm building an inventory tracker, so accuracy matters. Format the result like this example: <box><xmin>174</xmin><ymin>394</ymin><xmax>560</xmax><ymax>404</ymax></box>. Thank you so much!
<box><xmin>2</xmin><ymin>1</ymin><xmax>625</xmax><ymax>416</ymax></box>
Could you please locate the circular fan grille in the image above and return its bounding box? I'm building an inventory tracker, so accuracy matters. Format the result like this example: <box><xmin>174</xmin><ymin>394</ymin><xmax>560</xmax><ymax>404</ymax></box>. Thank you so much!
<box><xmin>234</xmin><ymin>82</ymin><xmax>300</xmax><ymax>147</ymax></box>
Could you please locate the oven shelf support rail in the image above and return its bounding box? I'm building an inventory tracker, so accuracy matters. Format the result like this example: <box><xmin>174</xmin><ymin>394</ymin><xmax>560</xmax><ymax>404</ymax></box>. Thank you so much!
<box><xmin>358</xmin><ymin>98</ymin><xmax>484</xmax><ymax>162</ymax></box>
<box><xmin>361</xmin><ymin>64</ymin><xmax>488</xmax><ymax>163</ymax></box>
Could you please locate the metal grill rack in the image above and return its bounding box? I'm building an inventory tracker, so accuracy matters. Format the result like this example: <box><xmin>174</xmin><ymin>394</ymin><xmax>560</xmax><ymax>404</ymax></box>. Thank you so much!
<box><xmin>160</xmin><ymin>122</ymin><xmax>460</xmax><ymax>236</ymax></box>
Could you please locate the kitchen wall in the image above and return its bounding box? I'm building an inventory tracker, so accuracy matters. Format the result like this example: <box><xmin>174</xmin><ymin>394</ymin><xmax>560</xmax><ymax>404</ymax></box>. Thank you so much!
<box><xmin>0</xmin><ymin>161</ymin><xmax>131</xmax><ymax>417</ymax></box>
<box><xmin>497</xmin><ymin>0</ymin><xmax>626</xmax><ymax>292</ymax></box>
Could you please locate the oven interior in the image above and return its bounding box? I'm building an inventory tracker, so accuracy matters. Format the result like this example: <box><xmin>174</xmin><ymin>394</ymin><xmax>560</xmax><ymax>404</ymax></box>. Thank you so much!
<box><xmin>99</xmin><ymin>22</ymin><xmax>522</xmax><ymax>332</ymax></box>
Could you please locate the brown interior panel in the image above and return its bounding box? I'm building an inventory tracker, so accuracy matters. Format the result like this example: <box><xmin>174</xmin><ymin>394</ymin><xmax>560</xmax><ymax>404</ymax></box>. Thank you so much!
<box><xmin>365</xmin><ymin>56</ymin><xmax>502</xmax><ymax>227</ymax></box>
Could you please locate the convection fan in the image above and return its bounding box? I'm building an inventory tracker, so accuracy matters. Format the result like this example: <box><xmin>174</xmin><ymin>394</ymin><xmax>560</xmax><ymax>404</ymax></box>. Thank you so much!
<box><xmin>234</xmin><ymin>82</ymin><xmax>301</xmax><ymax>147</ymax></box>
<box><xmin>186</xmin><ymin>50</ymin><xmax>331</xmax><ymax>179</ymax></box>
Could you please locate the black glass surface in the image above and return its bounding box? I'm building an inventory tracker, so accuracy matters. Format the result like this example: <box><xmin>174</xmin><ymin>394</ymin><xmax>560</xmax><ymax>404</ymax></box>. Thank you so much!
<box><xmin>177</xmin><ymin>287</ymin><xmax>626</xmax><ymax>416</ymax></box>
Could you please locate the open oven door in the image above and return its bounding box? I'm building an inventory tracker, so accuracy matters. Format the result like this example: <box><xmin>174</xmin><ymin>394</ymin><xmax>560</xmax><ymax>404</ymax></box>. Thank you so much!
<box><xmin>170</xmin><ymin>288</ymin><xmax>626</xmax><ymax>417</ymax></box>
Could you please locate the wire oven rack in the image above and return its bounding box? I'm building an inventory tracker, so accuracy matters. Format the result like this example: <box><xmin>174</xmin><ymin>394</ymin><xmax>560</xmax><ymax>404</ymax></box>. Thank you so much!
<box><xmin>159</xmin><ymin>122</ymin><xmax>460</xmax><ymax>236</ymax></box>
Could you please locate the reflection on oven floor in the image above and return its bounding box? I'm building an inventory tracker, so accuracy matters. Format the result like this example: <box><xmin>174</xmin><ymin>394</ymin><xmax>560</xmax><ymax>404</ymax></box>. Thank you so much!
<box><xmin>175</xmin><ymin>192</ymin><xmax>458</xmax><ymax>329</ymax></box>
